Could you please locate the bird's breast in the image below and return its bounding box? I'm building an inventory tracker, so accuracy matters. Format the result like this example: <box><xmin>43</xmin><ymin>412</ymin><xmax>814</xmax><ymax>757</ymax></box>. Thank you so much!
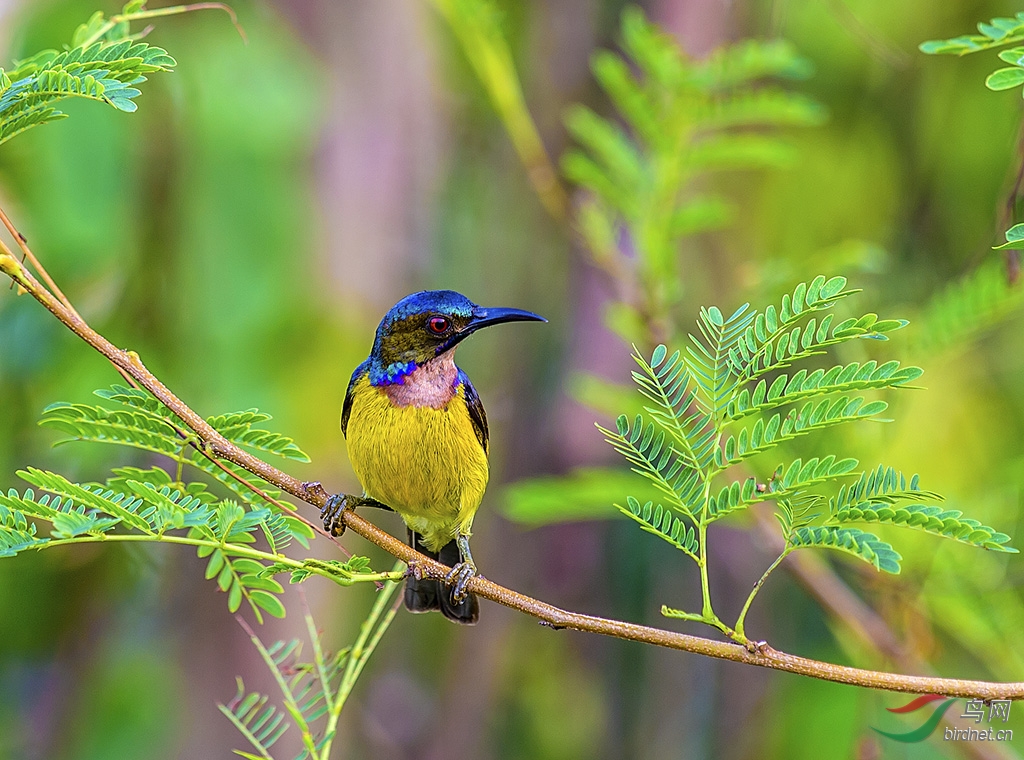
<box><xmin>344</xmin><ymin>374</ymin><xmax>489</xmax><ymax>549</ymax></box>
<box><xmin>379</xmin><ymin>353</ymin><xmax>459</xmax><ymax>409</ymax></box>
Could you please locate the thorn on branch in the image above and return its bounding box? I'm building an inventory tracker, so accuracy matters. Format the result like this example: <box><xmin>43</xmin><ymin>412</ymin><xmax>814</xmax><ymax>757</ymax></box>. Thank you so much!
<box><xmin>301</xmin><ymin>480</ymin><xmax>329</xmax><ymax>504</ymax></box>
<box><xmin>745</xmin><ymin>639</ymin><xmax>770</xmax><ymax>655</ymax></box>
<box><xmin>405</xmin><ymin>560</ymin><xmax>426</xmax><ymax>582</ymax></box>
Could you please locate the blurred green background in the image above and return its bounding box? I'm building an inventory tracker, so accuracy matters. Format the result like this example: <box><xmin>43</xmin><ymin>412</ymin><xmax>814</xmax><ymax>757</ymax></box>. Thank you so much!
<box><xmin>1</xmin><ymin>0</ymin><xmax>1023</xmax><ymax>758</ymax></box>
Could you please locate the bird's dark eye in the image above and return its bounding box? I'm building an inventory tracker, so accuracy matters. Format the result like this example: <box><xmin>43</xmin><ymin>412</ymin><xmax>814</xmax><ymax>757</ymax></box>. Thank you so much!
<box><xmin>427</xmin><ymin>316</ymin><xmax>450</xmax><ymax>335</ymax></box>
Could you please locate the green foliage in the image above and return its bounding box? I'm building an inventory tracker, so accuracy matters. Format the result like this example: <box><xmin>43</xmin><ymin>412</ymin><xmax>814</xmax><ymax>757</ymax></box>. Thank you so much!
<box><xmin>0</xmin><ymin>3</ymin><xmax>401</xmax><ymax>757</ymax></box>
<box><xmin>42</xmin><ymin>383</ymin><xmax>310</xmax><ymax>466</ymax></box>
<box><xmin>0</xmin><ymin>1</ymin><xmax>175</xmax><ymax>147</ymax></box>
<box><xmin>921</xmin><ymin>14</ymin><xmax>1024</xmax><ymax>249</ymax></box>
<box><xmin>786</xmin><ymin>526</ymin><xmax>901</xmax><ymax>574</ymax></box>
<box><xmin>208</xmin><ymin>409</ymin><xmax>312</xmax><ymax>463</ymax></box>
<box><xmin>913</xmin><ymin>260</ymin><xmax>1024</xmax><ymax>354</ymax></box>
<box><xmin>0</xmin><ymin>384</ymin><xmax>391</xmax><ymax>626</ymax></box>
<box><xmin>562</xmin><ymin>7</ymin><xmax>824</xmax><ymax>334</ymax></box>
<box><xmin>222</xmin><ymin>583</ymin><xmax>402</xmax><ymax>760</ymax></box>
<box><xmin>220</xmin><ymin>677</ymin><xmax>291</xmax><ymax>759</ymax></box>
<box><xmin>0</xmin><ymin>471</ymin><xmax>292</xmax><ymax>623</ymax></box>
<box><xmin>261</xmin><ymin>556</ymin><xmax>379</xmax><ymax>586</ymax></box>
<box><xmin>431</xmin><ymin>0</ymin><xmax>564</xmax><ymax>217</ymax></box>
<box><xmin>920</xmin><ymin>14</ymin><xmax>1024</xmax><ymax>58</ymax></box>
<box><xmin>594</xmin><ymin>277</ymin><xmax>1016</xmax><ymax>642</ymax></box>
<box><xmin>994</xmin><ymin>222</ymin><xmax>1024</xmax><ymax>250</ymax></box>
<box><xmin>619</xmin><ymin>495</ymin><xmax>698</xmax><ymax>560</ymax></box>
<box><xmin>503</xmin><ymin>467</ymin><xmax>665</xmax><ymax>525</ymax></box>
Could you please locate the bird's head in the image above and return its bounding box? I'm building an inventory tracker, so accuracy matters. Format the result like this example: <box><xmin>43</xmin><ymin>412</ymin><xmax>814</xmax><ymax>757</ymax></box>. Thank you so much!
<box><xmin>368</xmin><ymin>290</ymin><xmax>546</xmax><ymax>385</ymax></box>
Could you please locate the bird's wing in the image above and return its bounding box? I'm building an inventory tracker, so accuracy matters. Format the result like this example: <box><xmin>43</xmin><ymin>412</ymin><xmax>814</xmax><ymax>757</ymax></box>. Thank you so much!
<box><xmin>458</xmin><ymin>368</ymin><xmax>489</xmax><ymax>455</ymax></box>
<box><xmin>341</xmin><ymin>360</ymin><xmax>370</xmax><ymax>438</ymax></box>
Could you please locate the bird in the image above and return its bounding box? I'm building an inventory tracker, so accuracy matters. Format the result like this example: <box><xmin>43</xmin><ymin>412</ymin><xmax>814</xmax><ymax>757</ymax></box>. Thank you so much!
<box><xmin>321</xmin><ymin>290</ymin><xmax>545</xmax><ymax>624</ymax></box>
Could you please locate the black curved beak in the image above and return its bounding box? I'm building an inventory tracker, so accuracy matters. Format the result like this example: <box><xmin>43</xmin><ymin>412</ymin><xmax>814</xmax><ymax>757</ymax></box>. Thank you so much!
<box><xmin>440</xmin><ymin>306</ymin><xmax>546</xmax><ymax>353</ymax></box>
<box><xmin>468</xmin><ymin>306</ymin><xmax>547</xmax><ymax>331</ymax></box>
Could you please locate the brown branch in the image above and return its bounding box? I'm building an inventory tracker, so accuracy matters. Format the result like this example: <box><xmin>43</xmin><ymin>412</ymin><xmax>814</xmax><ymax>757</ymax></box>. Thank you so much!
<box><xmin>753</xmin><ymin>513</ymin><xmax>1018</xmax><ymax>760</ymax></box>
<box><xmin>0</xmin><ymin>227</ymin><xmax>337</xmax><ymax>553</ymax></box>
<box><xmin>0</xmin><ymin>207</ymin><xmax>80</xmax><ymax>318</ymax></box>
<box><xmin>1</xmin><ymin>246</ymin><xmax>1023</xmax><ymax>701</ymax></box>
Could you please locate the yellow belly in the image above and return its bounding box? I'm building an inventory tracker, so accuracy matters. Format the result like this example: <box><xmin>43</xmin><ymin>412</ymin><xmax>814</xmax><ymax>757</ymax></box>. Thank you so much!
<box><xmin>345</xmin><ymin>376</ymin><xmax>489</xmax><ymax>552</ymax></box>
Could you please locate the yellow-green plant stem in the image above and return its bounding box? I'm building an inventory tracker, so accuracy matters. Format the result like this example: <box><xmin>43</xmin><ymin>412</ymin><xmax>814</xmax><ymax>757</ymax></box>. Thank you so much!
<box><xmin>323</xmin><ymin>561</ymin><xmax>403</xmax><ymax>759</ymax></box>
<box><xmin>695</xmin><ymin>455</ymin><xmax>728</xmax><ymax>634</ymax></box>
<box><xmin>695</xmin><ymin>521</ymin><xmax>728</xmax><ymax>634</ymax></box>
<box><xmin>238</xmin><ymin>617</ymin><xmax>320</xmax><ymax>759</ymax></box>
<box><xmin>40</xmin><ymin>534</ymin><xmax>404</xmax><ymax>587</ymax></box>
<box><xmin>734</xmin><ymin>547</ymin><xmax>794</xmax><ymax>642</ymax></box>
<box><xmin>78</xmin><ymin>3</ymin><xmax>243</xmax><ymax>49</ymax></box>
<box><xmin>431</xmin><ymin>0</ymin><xmax>567</xmax><ymax>221</ymax></box>
<box><xmin>303</xmin><ymin>602</ymin><xmax>347</xmax><ymax>760</ymax></box>
<box><xmin>337</xmin><ymin>564</ymin><xmax>403</xmax><ymax>707</ymax></box>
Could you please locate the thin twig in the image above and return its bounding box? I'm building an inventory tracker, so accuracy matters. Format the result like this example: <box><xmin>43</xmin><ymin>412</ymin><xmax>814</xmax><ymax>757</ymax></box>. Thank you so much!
<box><xmin>78</xmin><ymin>2</ymin><xmax>247</xmax><ymax>49</ymax></box>
<box><xmin>0</xmin><ymin>208</ymin><xmax>80</xmax><ymax>318</ymax></box>
<box><xmin>2</xmin><ymin>244</ymin><xmax>1023</xmax><ymax>700</ymax></box>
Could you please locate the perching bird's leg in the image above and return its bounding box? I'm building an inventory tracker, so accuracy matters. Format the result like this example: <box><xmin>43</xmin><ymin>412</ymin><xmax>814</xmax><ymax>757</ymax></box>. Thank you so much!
<box><xmin>445</xmin><ymin>533</ymin><xmax>478</xmax><ymax>602</ymax></box>
<box><xmin>320</xmin><ymin>494</ymin><xmax>391</xmax><ymax>536</ymax></box>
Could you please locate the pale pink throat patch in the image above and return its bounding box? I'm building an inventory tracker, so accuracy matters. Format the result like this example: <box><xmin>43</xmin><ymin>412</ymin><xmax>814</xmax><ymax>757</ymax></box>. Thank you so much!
<box><xmin>381</xmin><ymin>351</ymin><xmax>459</xmax><ymax>409</ymax></box>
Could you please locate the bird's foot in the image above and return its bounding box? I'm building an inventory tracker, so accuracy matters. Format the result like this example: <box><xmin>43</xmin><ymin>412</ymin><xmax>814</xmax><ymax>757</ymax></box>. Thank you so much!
<box><xmin>445</xmin><ymin>560</ymin><xmax>478</xmax><ymax>603</ymax></box>
<box><xmin>321</xmin><ymin>493</ymin><xmax>359</xmax><ymax>537</ymax></box>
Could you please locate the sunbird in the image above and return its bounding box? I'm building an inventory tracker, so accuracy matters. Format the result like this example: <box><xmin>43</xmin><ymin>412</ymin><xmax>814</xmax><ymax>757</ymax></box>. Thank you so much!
<box><xmin>322</xmin><ymin>290</ymin><xmax>545</xmax><ymax>624</ymax></box>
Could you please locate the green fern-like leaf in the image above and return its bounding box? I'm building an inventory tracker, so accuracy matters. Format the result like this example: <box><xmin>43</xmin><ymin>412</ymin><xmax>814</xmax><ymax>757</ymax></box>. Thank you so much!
<box><xmin>597</xmin><ymin>414</ymin><xmax>702</xmax><ymax>515</ymax></box>
<box><xmin>196</xmin><ymin>537</ymin><xmax>286</xmax><ymax>623</ymax></box>
<box><xmin>563</xmin><ymin>7</ymin><xmax>821</xmax><ymax>297</ymax></box>
<box><xmin>629</xmin><ymin>345</ymin><xmax>701</xmax><ymax>465</ymax></box>
<box><xmin>121</xmin><ymin>480</ymin><xmax>216</xmax><ymax>532</ymax></box>
<box><xmin>187</xmin><ymin>452</ymin><xmax>298</xmax><ymax>515</ymax></box>
<box><xmin>725</xmin><ymin>361</ymin><xmax>922</xmax><ymax>423</ymax></box>
<box><xmin>831</xmin><ymin>465</ymin><xmax>940</xmax><ymax>510</ymax></box>
<box><xmin>788</xmin><ymin>526</ymin><xmax>902</xmax><ymax>573</ymax></box>
<box><xmin>693</xmin><ymin>38</ymin><xmax>814</xmax><ymax>86</ymax></box>
<box><xmin>728</xmin><ymin>276</ymin><xmax>910</xmax><ymax>385</ymax></box>
<box><xmin>717</xmin><ymin>396</ymin><xmax>891</xmax><ymax>469</ymax></box>
<box><xmin>914</xmin><ymin>261</ymin><xmax>1024</xmax><ymax>354</ymax></box>
<box><xmin>18</xmin><ymin>467</ymin><xmax>153</xmax><ymax>532</ymax></box>
<box><xmin>94</xmin><ymin>384</ymin><xmax>172</xmax><ymax>414</ymax></box>
<box><xmin>618</xmin><ymin>496</ymin><xmax>699</xmax><ymax>559</ymax></box>
<box><xmin>263</xmin><ymin>556</ymin><xmax>375</xmax><ymax>586</ymax></box>
<box><xmin>707</xmin><ymin>456</ymin><xmax>859</xmax><ymax>522</ymax></box>
<box><xmin>831</xmin><ymin>503</ymin><xmax>1016</xmax><ymax>553</ymax></box>
<box><xmin>39</xmin><ymin>401</ymin><xmax>184</xmax><ymax>457</ymax></box>
<box><xmin>774</xmin><ymin>493</ymin><xmax>824</xmax><ymax>535</ymax></box>
<box><xmin>827</xmin><ymin>467</ymin><xmax>1015</xmax><ymax>553</ymax></box>
<box><xmin>0</xmin><ymin>38</ymin><xmax>175</xmax><ymax>146</ymax></box>
<box><xmin>208</xmin><ymin>409</ymin><xmax>311</xmax><ymax>463</ymax></box>
<box><xmin>218</xmin><ymin>678</ymin><xmax>291</xmax><ymax>758</ymax></box>
<box><xmin>920</xmin><ymin>14</ymin><xmax>1024</xmax><ymax>56</ymax></box>
<box><xmin>687</xmin><ymin>303</ymin><xmax>758</xmax><ymax>420</ymax></box>
<box><xmin>706</xmin><ymin>476</ymin><xmax>762</xmax><ymax>520</ymax></box>
<box><xmin>597</xmin><ymin>277</ymin><xmax>1013</xmax><ymax>592</ymax></box>
<box><xmin>920</xmin><ymin>15</ymin><xmax>1024</xmax><ymax>98</ymax></box>
<box><xmin>0</xmin><ymin>499</ymin><xmax>48</xmax><ymax>556</ymax></box>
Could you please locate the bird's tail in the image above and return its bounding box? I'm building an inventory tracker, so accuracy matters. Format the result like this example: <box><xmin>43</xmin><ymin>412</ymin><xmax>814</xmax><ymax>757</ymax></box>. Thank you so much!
<box><xmin>405</xmin><ymin>530</ymin><xmax>479</xmax><ymax>625</ymax></box>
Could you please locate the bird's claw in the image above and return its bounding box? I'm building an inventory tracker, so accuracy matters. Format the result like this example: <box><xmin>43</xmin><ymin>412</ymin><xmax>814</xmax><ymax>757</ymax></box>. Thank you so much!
<box><xmin>321</xmin><ymin>493</ymin><xmax>355</xmax><ymax>537</ymax></box>
<box><xmin>445</xmin><ymin>561</ymin><xmax>477</xmax><ymax>603</ymax></box>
